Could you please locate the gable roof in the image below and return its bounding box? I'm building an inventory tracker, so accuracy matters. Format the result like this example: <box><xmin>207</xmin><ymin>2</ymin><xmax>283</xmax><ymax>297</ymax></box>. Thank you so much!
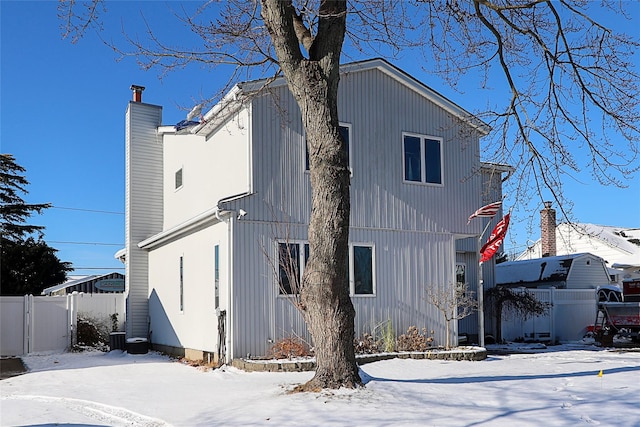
<box><xmin>41</xmin><ymin>272</ymin><xmax>125</xmax><ymax>295</ymax></box>
<box><xmin>496</xmin><ymin>253</ymin><xmax>604</xmax><ymax>286</ymax></box>
<box><xmin>191</xmin><ymin>58</ymin><xmax>490</xmax><ymax>137</ymax></box>
<box><xmin>517</xmin><ymin>223</ymin><xmax>640</xmax><ymax>268</ymax></box>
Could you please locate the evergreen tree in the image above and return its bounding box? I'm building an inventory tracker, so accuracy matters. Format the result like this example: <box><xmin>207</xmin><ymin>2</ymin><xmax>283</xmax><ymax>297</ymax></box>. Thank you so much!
<box><xmin>0</xmin><ymin>154</ymin><xmax>72</xmax><ymax>295</ymax></box>
<box><xmin>1</xmin><ymin>154</ymin><xmax>50</xmax><ymax>242</ymax></box>
<box><xmin>1</xmin><ymin>237</ymin><xmax>72</xmax><ymax>295</ymax></box>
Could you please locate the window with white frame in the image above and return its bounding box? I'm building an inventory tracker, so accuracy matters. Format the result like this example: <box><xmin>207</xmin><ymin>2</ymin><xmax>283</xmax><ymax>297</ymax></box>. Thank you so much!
<box><xmin>305</xmin><ymin>124</ymin><xmax>351</xmax><ymax>172</ymax></box>
<box><xmin>214</xmin><ymin>245</ymin><xmax>220</xmax><ymax>309</ymax></box>
<box><xmin>277</xmin><ymin>240</ymin><xmax>374</xmax><ymax>296</ymax></box>
<box><xmin>179</xmin><ymin>256</ymin><xmax>184</xmax><ymax>312</ymax></box>
<box><xmin>175</xmin><ymin>168</ymin><xmax>183</xmax><ymax>190</ymax></box>
<box><xmin>403</xmin><ymin>133</ymin><xmax>443</xmax><ymax>184</ymax></box>
<box><xmin>278</xmin><ymin>242</ymin><xmax>309</xmax><ymax>295</ymax></box>
<box><xmin>456</xmin><ymin>263</ymin><xmax>467</xmax><ymax>296</ymax></box>
<box><xmin>350</xmin><ymin>245</ymin><xmax>374</xmax><ymax>295</ymax></box>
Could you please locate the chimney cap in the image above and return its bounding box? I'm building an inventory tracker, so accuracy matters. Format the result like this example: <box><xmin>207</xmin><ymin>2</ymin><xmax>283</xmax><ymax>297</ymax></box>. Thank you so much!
<box><xmin>130</xmin><ymin>84</ymin><xmax>146</xmax><ymax>92</ymax></box>
<box><xmin>543</xmin><ymin>201</ymin><xmax>553</xmax><ymax>209</ymax></box>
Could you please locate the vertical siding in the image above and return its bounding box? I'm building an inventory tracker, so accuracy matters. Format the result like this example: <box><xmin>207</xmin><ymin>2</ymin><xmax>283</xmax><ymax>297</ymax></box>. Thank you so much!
<box><xmin>226</xmin><ymin>65</ymin><xmax>489</xmax><ymax>355</ymax></box>
<box><xmin>141</xmin><ymin>63</ymin><xmax>496</xmax><ymax>357</ymax></box>
<box><xmin>126</xmin><ymin>102</ymin><xmax>163</xmax><ymax>339</ymax></box>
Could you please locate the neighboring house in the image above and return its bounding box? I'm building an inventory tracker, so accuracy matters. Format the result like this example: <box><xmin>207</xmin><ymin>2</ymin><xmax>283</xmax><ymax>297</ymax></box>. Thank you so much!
<box><xmin>495</xmin><ymin>253</ymin><xmax>612</xmax><ymax>289</ymax></box>
<box><xmin>122</xmin><ymin>58</ymin><xmax>509</xmax><ymax>363</ymax></box>
<box><xmin>516</xmin><ymin>205</ymin><xmax>640</xmax><ymax>284</ymax></box>
<box><xmin>41</xmin><ymin>272</ymin><xmax>125</xmax><ymax>296</ymax></box>
<box><xmin>494</xmin><ymin>204</ymin><xmax>622</xmax><ymax>343</ymax></box>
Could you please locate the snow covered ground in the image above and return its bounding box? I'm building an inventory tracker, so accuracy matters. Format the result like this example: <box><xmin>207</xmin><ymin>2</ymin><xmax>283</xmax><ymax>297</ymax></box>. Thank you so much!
<box><xmin>1</xmin><ymin>344</ymin><xmax>639</xmax><ymax>426</ymax></box>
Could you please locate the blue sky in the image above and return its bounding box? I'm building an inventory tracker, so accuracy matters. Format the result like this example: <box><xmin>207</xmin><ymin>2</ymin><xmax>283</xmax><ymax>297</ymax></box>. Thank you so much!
<box><xmin>1</xmin><ymin>1</ymin><xmax>639</xmax><ymax>276</ymax></box>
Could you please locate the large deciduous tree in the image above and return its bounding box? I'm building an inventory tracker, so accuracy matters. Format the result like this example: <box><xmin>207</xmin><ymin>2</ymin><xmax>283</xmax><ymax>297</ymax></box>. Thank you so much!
<box><xmin>59</xmin><ymin>0</ymin><xmax>639</xmax><ymax>390</ymax></box>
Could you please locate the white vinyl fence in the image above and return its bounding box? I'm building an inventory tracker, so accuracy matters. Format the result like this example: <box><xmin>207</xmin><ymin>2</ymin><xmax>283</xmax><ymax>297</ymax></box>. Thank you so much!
<box><xmin>0</xmin><ymin>293</ymin><xmax>125</xmax><ymax>356</ymax></box>
<box><xmin>501</xmin><ymin>288</ymin><xmax>596</xmax><ymax>343</ymax></box>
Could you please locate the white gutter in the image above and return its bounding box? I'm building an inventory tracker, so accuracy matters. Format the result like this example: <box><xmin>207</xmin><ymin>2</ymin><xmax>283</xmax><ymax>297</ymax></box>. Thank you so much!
<box><xmin>138</xmin><ymin>206</ymin><xmax>228</xmax><ymax>250</ymax></box>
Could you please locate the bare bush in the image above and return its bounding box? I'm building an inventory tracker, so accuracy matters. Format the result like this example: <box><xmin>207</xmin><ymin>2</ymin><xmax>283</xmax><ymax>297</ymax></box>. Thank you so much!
<box><xmin>268</xmin><ymin>336</ymin><xmax>312</xmax><ymax>360</ymax></box>
<box><xmin>397</xmin><ymin>326</ymin><xmax>434</xmax><ymax>352</ymax></box>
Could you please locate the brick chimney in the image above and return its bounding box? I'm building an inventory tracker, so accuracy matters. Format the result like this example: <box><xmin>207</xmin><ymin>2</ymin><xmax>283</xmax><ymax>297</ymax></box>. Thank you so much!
<box><xmin>540</xmin><ymin>201</ymin><xmax>556</xmax><ymax>257</ymax></box>
<box><xmin>130</xmin><ymin>85</ymin><xmax>145</xmax><ymax>102</ymax></box>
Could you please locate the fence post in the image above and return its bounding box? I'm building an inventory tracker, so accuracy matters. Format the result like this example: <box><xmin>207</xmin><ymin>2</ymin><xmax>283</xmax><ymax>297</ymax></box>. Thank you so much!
<box><xmin>69</xmin><ymin>292</ymin><xmax>78</xmax><ymax>349</ymax></box>
<box><xmin>550</xmin><ymin>288</ymin><xmax>556</xmax><ymax>343</ymax></box>
<box><xmin>22</xmin><ymin>295</ymin><xmax>30</xmax><ymax>355</ymax></box>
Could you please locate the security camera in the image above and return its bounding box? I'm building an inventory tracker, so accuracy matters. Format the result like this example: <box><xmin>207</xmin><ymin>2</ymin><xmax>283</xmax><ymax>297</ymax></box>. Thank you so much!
<box><xmin>237</xmin><ymin>209</ymin><xmax>247</xmax><ymax>219</ymax></box>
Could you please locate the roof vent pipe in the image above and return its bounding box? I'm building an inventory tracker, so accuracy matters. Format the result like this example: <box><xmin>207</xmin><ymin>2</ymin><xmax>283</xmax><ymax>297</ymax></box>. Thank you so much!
<box><xmin>130</xmin><ymin>85</ymin><xmax>145</xmax><ymax>102</ymax></box>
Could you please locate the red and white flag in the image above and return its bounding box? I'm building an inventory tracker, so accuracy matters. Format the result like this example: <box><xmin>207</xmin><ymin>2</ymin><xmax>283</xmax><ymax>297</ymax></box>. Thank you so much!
<box><xmin>480</xmin><ymin>213</ymin><xmax>510</xmax><ymax>263</ymax></box>
<box><xmin>467</xmin><ymin>201</ymin><xmax>502</xmax><ymax>224</ymax></box>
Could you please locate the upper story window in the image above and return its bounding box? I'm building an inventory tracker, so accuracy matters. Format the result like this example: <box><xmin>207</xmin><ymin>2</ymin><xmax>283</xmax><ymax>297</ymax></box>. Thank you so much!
<box><xmin>403</xmin><ymin>133</ymin><xmax>443</xmax><ymax>185</ymax></box>
<box><xmin>305</xmin><ymin>124</ymin><xmax>351</xmax><ymax>173</ymax></box>
<box><xmin>175</xmin><ymin>168</ymin><xmax>183</xmax><ymax>190</ymax></box>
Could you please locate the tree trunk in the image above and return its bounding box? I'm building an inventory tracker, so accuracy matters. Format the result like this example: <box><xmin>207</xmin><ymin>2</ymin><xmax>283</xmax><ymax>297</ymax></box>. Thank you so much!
<box><xmin>261</xmin><ymin>0</ymin><xmax>361</xmax><ymax>390</ymax></box>
<box><xmin>297</xmin><ymin>62</ymin><xmax>359</xmax><ymax>391</ymax></box>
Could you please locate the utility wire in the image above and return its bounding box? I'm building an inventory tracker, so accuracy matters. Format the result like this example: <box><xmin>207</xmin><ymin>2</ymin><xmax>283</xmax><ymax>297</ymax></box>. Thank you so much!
<box><xmin>51</xmin><ymin>206</ymin><xmax>124</xmax><ymax>215</ymax></box>
<box><xmin>49</xmin><ymin>241</ymin><xmax>123</xmax><ymax>246</ymax></box>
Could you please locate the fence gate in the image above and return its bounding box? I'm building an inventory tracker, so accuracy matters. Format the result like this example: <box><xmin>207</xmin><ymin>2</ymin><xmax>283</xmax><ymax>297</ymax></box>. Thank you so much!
<box><xmin>0</xmin><ymin>293</ymin><xmax>126</xmax><ymax>357</ymax></box>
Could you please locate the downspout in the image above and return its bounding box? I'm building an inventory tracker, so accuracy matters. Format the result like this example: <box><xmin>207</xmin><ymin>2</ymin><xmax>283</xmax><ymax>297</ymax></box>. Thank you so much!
<box><xmin>227</xmin><ymin>214</ymin><xmax>234</xmax><ymax>363</ymax></box>
<box><xmin>213</xmin><ymin>205</ymin><xmax>234</xmax><ymax>364</ymax></box>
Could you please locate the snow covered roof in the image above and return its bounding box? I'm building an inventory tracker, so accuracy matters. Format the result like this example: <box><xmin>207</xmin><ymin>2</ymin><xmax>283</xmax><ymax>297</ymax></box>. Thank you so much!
<box><xmin>496</xmin><ymin>253</ymin><xmax>603</xmax><ymax>286</ymax></box>
<box><xmin>517</xmin><ymin>223</ymin><xmax>640</xmax><ymax>268</ymax></box>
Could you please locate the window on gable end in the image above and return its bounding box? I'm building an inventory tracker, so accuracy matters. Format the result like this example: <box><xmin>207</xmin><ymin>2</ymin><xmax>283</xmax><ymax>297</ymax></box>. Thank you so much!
<box><xmin>403</xmin><ymin>133</ymin><xmax>443</xmax><ymax>185</ymax></box>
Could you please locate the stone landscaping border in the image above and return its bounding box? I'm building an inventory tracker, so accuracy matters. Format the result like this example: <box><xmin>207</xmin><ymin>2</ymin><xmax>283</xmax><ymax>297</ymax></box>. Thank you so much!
<box><xmin>231</xmin><ymin>346</ymin><xmax>487</xmax><ymax>372</ymax></box>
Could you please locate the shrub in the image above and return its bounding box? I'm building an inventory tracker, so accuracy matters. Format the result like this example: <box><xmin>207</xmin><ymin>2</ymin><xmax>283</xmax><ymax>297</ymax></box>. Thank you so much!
<box><xmin>397</xmin><ymin>326</ymin><xmax>433</xmax><ymax>352</ymax></box>
<box><xmin>74</xmin><ymin>314</ymin><xmax>111</xmax><ymax>351</ymax></box>
<box><xmin>268</xmin><ymin>336</ymin><xmax>312</xmax><ymax>359</ymax></box>
<box><xmin>354</xmin><ymin>332</ymin><xmax>382</xmax><ymax>354</ymax></box>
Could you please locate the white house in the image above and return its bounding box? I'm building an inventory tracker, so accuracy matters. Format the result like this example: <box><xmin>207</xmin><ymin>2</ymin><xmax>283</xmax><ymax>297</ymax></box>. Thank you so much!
<box><xmin>121</xmin><ymin>59</ymin><xmax>508</xmax><ymax>363</ymax></box>
<box><xmin>516</xmin><ymin>204</ymin><xmax>640</xmax><ymax>284</ymax></box>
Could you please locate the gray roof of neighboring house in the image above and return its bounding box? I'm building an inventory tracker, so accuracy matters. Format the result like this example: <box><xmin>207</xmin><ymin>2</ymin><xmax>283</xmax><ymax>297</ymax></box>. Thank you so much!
<box><xmin>41</xmin><ymin>272</ymin><xmax>124</xmax><ymax>295</ymax></box>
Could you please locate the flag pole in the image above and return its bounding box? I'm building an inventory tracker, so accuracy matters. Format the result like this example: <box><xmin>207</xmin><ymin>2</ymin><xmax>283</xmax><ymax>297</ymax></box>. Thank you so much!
<box><xmin>477</xmin><ymin>220</ymin><xmax>493</xmax><ymax>348</ymax></box>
